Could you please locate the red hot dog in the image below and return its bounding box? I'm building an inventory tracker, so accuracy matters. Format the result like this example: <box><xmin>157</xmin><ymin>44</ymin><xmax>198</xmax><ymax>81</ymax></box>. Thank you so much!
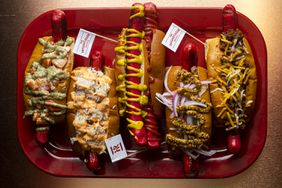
<box><xmin>222</xmin><ymin>5</ymin><xmax>241</xmax><ymax>154</ymax></box>
<box><xmin>23</xmin><ymin>10</ymin><xmax>74</xmax><ymax>144</ymax></box>
<box><xmin>156</xmin><ymin>43</ymin><xmax>212</xmax><ymax>176</ymax></box>
<box><xmin>125</xmin><ymin>3</ymin><xmax>147</xmax><ymax>145</ymax></box>
<box><xmin>205</xmin><ymin>4</ymin><xmax>257</xmax><ymax>154</ymax></box>
<box><xmin>52</xmin><ymin>9</ymin><xmax>67</xmax><ymax>42</ymax></box>
<box><xmin>67</xmin><ymin>51</ymin><xmax>120</xmax><ymax>172</ymax></box>
<box><xmin>143</xmin><ymin>2</ymin><xmax>165</xmax><ymax>148</ymax></box>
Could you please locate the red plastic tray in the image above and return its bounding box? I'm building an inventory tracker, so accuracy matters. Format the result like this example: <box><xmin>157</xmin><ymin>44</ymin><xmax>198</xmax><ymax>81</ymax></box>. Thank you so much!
<box><xmin>17</xmin><ymin>7</ymin><xmax>267</xmax><ymax>178</ymax></box>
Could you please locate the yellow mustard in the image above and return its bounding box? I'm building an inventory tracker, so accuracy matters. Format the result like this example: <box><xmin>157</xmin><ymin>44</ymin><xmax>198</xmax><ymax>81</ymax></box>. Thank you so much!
<box><xmin>114</xmin><ymin>5</ymin><xmax>148</xmax><ymax>131</ymax></box>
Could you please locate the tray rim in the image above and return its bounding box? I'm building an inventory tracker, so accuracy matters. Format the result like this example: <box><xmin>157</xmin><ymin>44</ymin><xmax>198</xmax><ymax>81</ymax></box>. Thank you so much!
<box><xmin>17</xmin><ymin>6</ymin><xmax>268</xmax><ymax>178</ymax></box>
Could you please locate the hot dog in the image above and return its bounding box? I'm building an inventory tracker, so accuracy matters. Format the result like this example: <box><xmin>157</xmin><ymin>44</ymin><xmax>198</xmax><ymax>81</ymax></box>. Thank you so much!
<box><xmin>156</xmin><ymin>43</ymin><xmax>212</xmax><ymax>176</ymax></box>
<box><xmin>67</xmin><ymin>51</ymin><xmax>119</xmax><ymax>172</ymax></box>
<box><xmin>205</xmin><ymin>5</ymin><xmax>257</xmax><ymax>153</ymax></box>
<box><xmin>115</xmin><ymin>2</ymin><xmax>165</xmax><ymax>147</ymax></box>
<box><xmin>23</xmin><ymin>10</ymin><xmax>74</xmax><ymax>144</ymax></box>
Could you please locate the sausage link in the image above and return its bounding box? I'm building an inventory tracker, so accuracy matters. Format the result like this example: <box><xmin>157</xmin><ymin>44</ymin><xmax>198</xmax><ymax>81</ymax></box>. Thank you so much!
<box><xmin>51</xmin><ymin>9</ymin><xmax>67</xmax><ymax>42</ymax></box>
<box><xmin>125</xmin><ymin>3</ymin><xmax>147</xmax><ymax>145</ymax></box>
<box><xmin>223</xmin><ymin>4</ymin><xmax>241</xmax><ymax>154</ymax></box>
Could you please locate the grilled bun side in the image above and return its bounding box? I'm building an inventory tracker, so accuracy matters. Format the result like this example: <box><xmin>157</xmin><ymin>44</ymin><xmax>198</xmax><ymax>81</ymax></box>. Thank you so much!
<box><xmin>149</xmin><ymin>29</ymin><xmax>165</xmax><ymax>117</ymax></box>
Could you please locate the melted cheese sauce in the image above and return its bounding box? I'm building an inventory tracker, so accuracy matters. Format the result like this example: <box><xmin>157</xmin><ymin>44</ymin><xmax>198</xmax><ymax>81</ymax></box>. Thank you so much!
<box><xmin>67</xmin><ymin>68</ymin><xmax>111</xmax><ymax>154</ymax></box>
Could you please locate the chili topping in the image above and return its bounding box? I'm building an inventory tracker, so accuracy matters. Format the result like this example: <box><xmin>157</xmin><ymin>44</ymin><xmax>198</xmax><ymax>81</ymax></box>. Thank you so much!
<box><xmin>214</xmin><ymin>29</ymin><xmax>253</xmax><ymax>131</ymax></box>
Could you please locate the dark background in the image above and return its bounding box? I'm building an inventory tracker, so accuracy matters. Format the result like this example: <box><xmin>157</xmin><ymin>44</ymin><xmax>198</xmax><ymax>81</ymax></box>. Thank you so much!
<box><xmin>0</xmin><ymin>0</ymin><xmax>281</xmax><ymax>188</ymax></box>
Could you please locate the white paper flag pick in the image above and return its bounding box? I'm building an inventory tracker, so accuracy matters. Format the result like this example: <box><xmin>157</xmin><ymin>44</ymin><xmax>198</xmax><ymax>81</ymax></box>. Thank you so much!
<box><xmin>73</xmin><ymin>29</ymin><xmax>96</xmax><ymax>58</ymax></box>
<box><xmin>105</xmin><ymin>134</ymin><xmax>127</xmax><ymax>163</ymax></box>
<box><xmin>73</xmin><ymin>28</ymin><xmax>118</xmax><ymax>58</ymax></box>
<box><xmin>162</xmin><ymin>23</ymin><xmax>206</xmax><ymax>52</ymax></box>
<box><xmin>161</xmin><ymin>23</ymin><xmax>186</xmax><ymax>52</ymax></box>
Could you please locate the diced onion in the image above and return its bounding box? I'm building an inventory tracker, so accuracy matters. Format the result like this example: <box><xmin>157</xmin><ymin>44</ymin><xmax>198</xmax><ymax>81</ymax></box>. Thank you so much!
<box><xmin>198</xmin><ymin>85</ymin><xmax>208</xmax><ymax>97</ymax></box>
<box><xmin>172</xmin><ymin>92</ymin><xmax>179</xmax><ymax>117</ymax></box>
<box><xmin>190</xmin><ymin>66</ymin><xmax>197</xmax><ymax>72</ymax></box>
<box><xmin>246</xmin><ymin>100</ymin><xmax>253</xmax><ymax>106</ymax></box>
<box><xmin>184</xmin><ymin>150</ymin><xmax>200</xmax><ymax>160</ymax></box>
<box><xmin>185</xmin><ymin>115</ymin><xmax>193</xmax><ymax>124</ymax></box>
<box><xmin>193</xmin><ymin>149</ymin><xmax>217</xmax><ymax>157</ymax></box>
<box><xmin>184</xmin><ymin>148</ymin><xmax>226</xmax><ymax>159</ymax></box>
<box><xmin>162</xmin><ymin>92</ymin><xmax>172</xmax><ymax>97</ymax></box>
<box><xmin>155</xmin><ymin>93</ymin><xmax>173</xmax><ymax>111</ymax></box>
<box><xmin>200</xmin><ymin>80</ymin><xmax>212</xmax><ymax>85</ymax></box>
<box><xmin>180</xmin><ymin>96</ymin><xmax>187</xmax><ymax>106</ymax></box>
<box><xmin>184</xmin><ymin>100</ymin><xmax>207</xmax><ymax>108</ymax></box>
<box><xmin>184</xmin><ymin>83</ymin><xmax>196</xmax><ymax>89</ymax></box>
<box><xmin>231</xmin><ymin>87</ymin><xmax>239</xmax><ymax>96</ymax></box>
<box><xmin>211</xmin><ymin>88</ymin><xmax>223</xmax><ymax>94</ymax></box>
<box><xmin>70</xmin><ymin>137</ymin><xmax>77</xmax><ymax>144</ymax></box>
<box><xmin>164</xmin><ymin>66</ymin><xmax>173</xmax><ymax>95</ymax></box>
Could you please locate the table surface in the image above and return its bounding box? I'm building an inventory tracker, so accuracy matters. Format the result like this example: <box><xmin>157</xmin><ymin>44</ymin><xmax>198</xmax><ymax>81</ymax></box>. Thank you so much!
<box><xmin>1</xmin><ymin>0</ymin><xmax>281</xmax><ymax>187</ymax></box>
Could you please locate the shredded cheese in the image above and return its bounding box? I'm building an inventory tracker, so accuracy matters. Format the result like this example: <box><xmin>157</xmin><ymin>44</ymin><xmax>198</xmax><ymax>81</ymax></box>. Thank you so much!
<box><xmin>212</xmin><ymin>29</ymin><xmax>254</xmax><ymax>131</ymax></box>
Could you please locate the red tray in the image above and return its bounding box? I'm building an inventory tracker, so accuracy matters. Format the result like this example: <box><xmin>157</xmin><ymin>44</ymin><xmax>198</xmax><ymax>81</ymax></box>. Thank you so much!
<box><xmin>17</xmin><ymin>7</ymin><xmax>267</xmax><ymax>178</ymax></box>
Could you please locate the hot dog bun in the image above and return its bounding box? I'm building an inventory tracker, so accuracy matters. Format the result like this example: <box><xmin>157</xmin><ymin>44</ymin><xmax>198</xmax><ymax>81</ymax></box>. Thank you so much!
<box><xmin>104</xmin><ymin>66</ymin><xmax>120</xmax><ymax>137</ymax></box>
<box><xmin>148</xmin><ymin>29</ymin><xmax>165</xmax><ymax>117</ymax></box>
<box><xmin>165</xmin><ymin>66</ymin><xmax>182</xmax><ymax>140</ymax></box>
<box><xmin>24</xmin><ymin>36</ymin><xmax>74</xmax><ymax>125</ymax></box>
<box><xmin>197</xmin><ymin>67</ymin><xmax>212</xmax><ymax>136</ymax></box>
<box><xmin>205</xmin><ymin>37</ymin><xmax>224</xmax><ymax>124</ymax></box>
<box><xmin>206</xmin><ymin>35</ymin><xmax>257</xmax><ymax>128</ymax></box>
<box><xmin>164</xmin><ymin>66</ymin><xmax>212</xmax><ymax>148</ymax></box>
